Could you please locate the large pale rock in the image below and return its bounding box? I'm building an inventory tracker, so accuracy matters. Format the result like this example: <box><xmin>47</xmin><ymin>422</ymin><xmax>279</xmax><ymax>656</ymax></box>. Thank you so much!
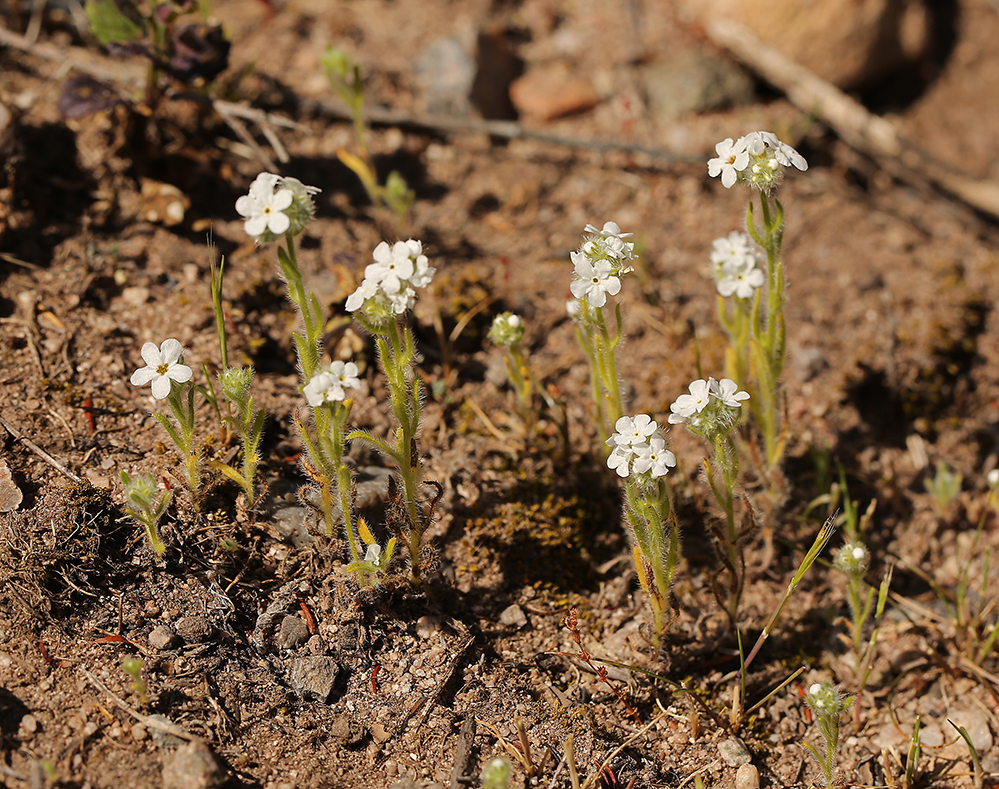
<box><xmin>678</xmin><ymin>0</ymin><xmax>932</xmax><ymax>89</ymax></box>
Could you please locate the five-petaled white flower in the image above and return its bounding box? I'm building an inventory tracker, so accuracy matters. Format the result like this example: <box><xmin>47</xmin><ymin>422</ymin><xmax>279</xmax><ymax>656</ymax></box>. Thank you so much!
<box><xmin>609</xmin><ymin>414</ymin><xmax>657</xmax><ymax>446</ymax></box>
<box><xmin>605</xmin><ymin>414</ymin><xmax>674</xmax><ymax>480</ymax></box>
<box><xmin>708</xmin><ymin>137</ymin><xmax>750</xmax><ymax>188</ymax></box>
<box><xmin>632</xmin><ymin>436</ymin><xmax>676</xmax><ymax>478</ymax></box>
<box><xmin>346</xmin><ymin>239</ymin><xmax>436</xmax><ymax>319</ymax></box>
<box><xmin>716</xmin><ymin>260</ymin><xmax>765</xmax><ymax>299</ymax></box>
<box><xmin>709</xmin><ymin>377</ymin><xmax>750</xmax><ymax>408</ymax></box>
<box><xmin>130</xmin><ymin>338</ymin><xmax>193</xmax><ymax>400</ymax></box>
<box><xmin>235</xmin><ymin>173</ymin><xmax>293</xmax><ymax>240</ymax></box>
<box><xmin>569</xmin><ymin>255</ymin><xmax>621</xmax><ymax>308</ymax></box>
<box><xmin>303</xmin><ymin>361</ymin><xmax>361</xmax><ymax>406</ymax></box>
<box><xmin>606</xmin><ymin>445</ymin><xmax>634</xmax><ymax>478</ymax></box>
<box><xmin>668</xmin><ymin>379</ymin><xmax>713</xmax><ymax>423</ymax></box>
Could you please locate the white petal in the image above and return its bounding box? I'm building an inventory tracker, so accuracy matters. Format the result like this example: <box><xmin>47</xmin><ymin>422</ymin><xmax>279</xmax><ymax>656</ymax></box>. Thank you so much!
<box><xmin>159</xmin><ymin>339</ymin><xmax>184</xmax><ymax>365</ymax></box>
<box><xmin>150</xmin><ymin>375</ymin><xmax>172</xmax><ymax>400</ymax></box>
<box><xmin>140</xmin><ymin>341</ymin><xmax>163</xmax><ymax>367</ymax></box>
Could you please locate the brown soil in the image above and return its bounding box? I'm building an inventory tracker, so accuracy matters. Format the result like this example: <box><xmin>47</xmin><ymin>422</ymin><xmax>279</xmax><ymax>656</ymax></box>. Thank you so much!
<box><xmin>2</xmin><ymin>1</ymin><xmax>999</xmax><ymax>788</ymax></box>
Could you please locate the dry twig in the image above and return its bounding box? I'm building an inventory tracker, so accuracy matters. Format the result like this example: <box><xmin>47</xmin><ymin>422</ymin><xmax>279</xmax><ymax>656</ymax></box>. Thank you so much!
<box><xmin>705</xmin><ymin>17</ymin><xmax>999</xmax><ymax>220</ymax></box>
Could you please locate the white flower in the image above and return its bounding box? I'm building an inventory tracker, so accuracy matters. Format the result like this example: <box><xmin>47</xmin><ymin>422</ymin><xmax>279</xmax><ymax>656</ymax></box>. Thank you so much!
<box><xmin>709</xmin><ymin>378</ymin><xmax>750</xmax><ymax>408</ymax></box>
<box><xmin>632</xmin><ymin>436</ymin><xmax>676</xmax><ymax>478</ymax></box>
<box><xmin>364</xmin><ymin>542</ymin><xmax>381</xmax><ymax>563</ymax></box>
<box><xmin>345</xmin><ymin>277</ymin><xmax>378</xmax><ymax>313</ymax></box>
<box><xmin>668</xmin><ymin>379</ymin><xmax>712</xmax><ymax>423</ymax></box>
<box><xmin>710</xmin><ymin>232</ymin><xmax>754</xmax><ymax>273</ymax></box>
<box><xmin>569</xmin><ymin>255</ymin><xmax>621</xmax><ymax>308</ymax></box>
<box><xmin>130</xmin><ymin>339</ymin><xmax>193</xmax><ymax>400</ymax></box>
<box><xmin>346</xmin><ymin>239</ymin><xmax>436</xmax><ymax>319</ymax></box>
<box><xmin>235</xmin><ymin>173</ymin><xmax>293</xmax><ymax>241</ymax></box>
<box><xmin>708</xmin><ymin>137</ymin><xmax>750</xmax><ymax>188</ymax></box>
<box><xmin>716</xmin><ymin>260</ymin><xmax>765</xmax><ymax>299</ymax></box>
<box><xmin>303</xmin><ymin>361</ymin><xmax>360</xmax><ymax>406</ymax></box>
<box><xmin>489</xmin><ymin>312</ymin><xmax>525</xmax><ymax>347</ymax></box>
<box><xmin>606</xmin><ymin>445</ymin><xmax>634</xmax><ymax>478</ymax></box>
<box><xmin>611</xmin><ymin>414</ymin><xmax>658</xmax><ymax>446</ymax></box>
<box><xmin>759</xmin><ymin>131</ymin><xmax>808</xmax><ymax>171</ymax></box>
<box><xmin>606</xmin><ymin>414</ymin><xmax>674</xmax><ymax>481</ymax></box>
<box><xmin>989</xmin><ymin>469</ymin><xmax>999</xmax><ymax>489</ymax></box>
<box><xmin>583</xmin><ymin>221</ymin><xmax>636</xmax><ymax>261</ymax></box>
<box><xmin>367</xmin><ymin>241</ymin><xmax>415</xmax><ymax>294</ymax></box>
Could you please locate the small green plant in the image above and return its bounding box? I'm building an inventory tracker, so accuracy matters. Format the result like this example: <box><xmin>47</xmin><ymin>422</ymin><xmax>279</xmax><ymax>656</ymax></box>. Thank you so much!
<box><xmin>344</xmin><ymin>240</ymin><xmax>438</xmax><ymax>581</ymax></box>
<box><xmin>708</xmin><ymin>132</ymin><xmax>808</xmax><ymax>490</ymax></box>
<box><xmin>668</xmin><ymin>377</ymin><xmax>752</xmax><ymax>626</ymax></box>
<box><xmin>121</xmin><ymin>655</ymin><xmax>147</xmax><ymax>705</ymax></box>
<box><xmin>803</xmin><ymin>680</ymin><xmax>854</xmax><ymax>789</ymax></box>
<box><xmin>322</xmin><ymin>46</ymin><xmax>415</xmax><ymax>229</ymax></box>
<box><xmin>489</xmin><ymin>312</ymin><xmax>534</xmax><ymax>426</ymax></box>
<box><xmin>605</xmin><ymin>414</ymin><xmax>680</xmax><ymax>649</ymax></box>
<box><xmin>925</xmin><ymin>459</ymin><xmax>962</xmax><ymax>515</ymax></box>
<box><xmin>200</xmin><ymin>256</ymin><xmax>267</xmax><ymax>505</ymax></box>
<box><xmin>120</xmin><ymin>471</ymin><xmax>171</xmax><ymax>555</ymax></box>
<box><xmin>567</xmin><ymin>222</ymin><xmax>636</xmax><ymax>444</ymax></box>
<box><xmin>129</xmin><ymin>339</ymin><xmax>201</xmax><ymax>498</ymax></box>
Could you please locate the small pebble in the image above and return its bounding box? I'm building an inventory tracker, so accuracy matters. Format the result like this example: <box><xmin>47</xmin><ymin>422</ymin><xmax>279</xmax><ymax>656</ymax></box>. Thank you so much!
<box><xmin>148</xmin><ymin>624</ymin><xmax>179</xmax><ymax>650</ymax></box>
<box><xmin>162</xmin><ymin>740</ymin><xmax>227</xmax><ymax>789</ymax></box>
<box><xmin>82</xmin><ymin>721</ymin><xmax>98</xmax><ymax>737</ymax></box>
<box><xmin>276</xmin><ymin>615</ymin><xmax>310</xmax><ymax>650</ymax></box>
<box><xmin>735</xmin><ymin>763</ymin><xmax>760</xmax><ymax>789</ymax></box>
<box><xmin>307</xmin><ymin>635</ymin><xmax>326</xmax><ymax>654</ymax></box>
<box><xmin>130</xmin><ymin>724</ymin><xmax>147</xmax><ymax>741</ymax></box>
<box><xmin>415</xmin><ymin>615</ymin><xmax>441</xmax><ymax>638</ymax></box>
<box><xmin>20</xmin><ymin>714</ymin><xmax>37</xmax><ymax>734</ymax></box>
<box><xmin>717</xmin><ymin>736</ymin><xmax>751</xmax><ymax>766</ymax></box>
<box><xmin>499</xmin><ymin>604</ymin><xmax>528</xmax><ymax>629</ymax></box>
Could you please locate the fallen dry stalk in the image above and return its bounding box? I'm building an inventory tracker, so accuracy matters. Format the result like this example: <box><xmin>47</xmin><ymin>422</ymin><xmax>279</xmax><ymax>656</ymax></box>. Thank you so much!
<box><xmin>705</xmin><ymin>17</ymin><xmax>999</xmax><ymax>220</ymax></box>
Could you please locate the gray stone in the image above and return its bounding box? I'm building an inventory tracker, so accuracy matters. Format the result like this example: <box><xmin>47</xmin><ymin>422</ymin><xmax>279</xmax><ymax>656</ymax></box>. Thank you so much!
<box><xmin>175</xmin><ymin>616</ymin><xmax>214</xmax><ymax>644</ymax></box>
<box><xmin>162</xmin><ymin>740</ymin><xmax>227</xmax><ymax>789</ymax></box>
<box><xmin>499</xmin><ymin>604</ymin><xmax>528</xmax><ymax>629</ymax></box>
<box><xmin>276</xmin><ymin>615</ymin><xmax>310</xmax><ymax>650</ymax></box>
<box><xmin>270</xmin><ymin>506</ymin><xmax>316</xmax><ymax>549</ymax></box>
<box><xmin>290</xmin><ymin>656</ymin><xmax>339</xmax><ymax>703</ymax></box>
<box><xmin>717</xmin><ymin>736</ymin><xmax>752</xmax><ymax>766</ymax></box>
<box><xmin>642</xmin><ymin>48</ymin><xmax>753</xmax><ymax>120</ymax></box>
<box><xmin>148</xmin><ymin>625</ymin><xmax>179</xmax><ymax>651</ymax></box>
<box><xmin>415</xmin><ymin>37</ymin><xmax>476</xmax><ymax>115</ymax></box>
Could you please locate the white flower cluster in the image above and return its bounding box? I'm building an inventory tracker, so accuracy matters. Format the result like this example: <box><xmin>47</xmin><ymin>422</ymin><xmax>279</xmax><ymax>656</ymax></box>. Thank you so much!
<box><xmin>710</xmin><ymin>231</ymin><xmax>764</xmax><ymax>299</ymax></box>
<box><xmin>489</xmin><ymin>312</ymin><xmax>525</xmax><ymax>347</ymax></box>
<box><xmin>236</xmin><ymin>172</ymin><xmax>320</xmax><ymax>243</ymax></box>
<box><xmin>668</xmin><ymin>377</ymin><xmax>749</xmax><ymax>436</ymax></box>
<box><xmin>303</xmin><ymin>360</ymin><xmax>361</xmax><ymax>407</ymax></box>
<box><xmin>345</xmin><ymin>240</ymin><xmax>436</xmax><ymax>319</ymax></box>
<box><xmin>708</xmin><ymin>131</ymin><xmax>807</xmax><ymax>192</ymax></box>
<box><xmin>130</xmin><ymin>338</ymin><xmax>193</xmax><ymax>400</ymax></box>
<box><xmin>568</xmin><ymin>221</ymin><xmax>636</xmax><ymax>309</ymax></box>
<box><xmin>833</xmin><ymin>541</ymin><xmax>869</xmax><ymax>576</ymax></box>
<box><xmin>606</xmin><ymin>414</ymin><xmax>676</xmax><ymax>480</ymax></box>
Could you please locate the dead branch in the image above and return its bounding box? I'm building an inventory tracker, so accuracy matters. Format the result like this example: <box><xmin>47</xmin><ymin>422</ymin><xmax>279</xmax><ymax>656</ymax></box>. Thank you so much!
<box><xmin>705</xmin><ymin>17</ymin><xmax>999</xmax><ymax>220</ymax></box>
